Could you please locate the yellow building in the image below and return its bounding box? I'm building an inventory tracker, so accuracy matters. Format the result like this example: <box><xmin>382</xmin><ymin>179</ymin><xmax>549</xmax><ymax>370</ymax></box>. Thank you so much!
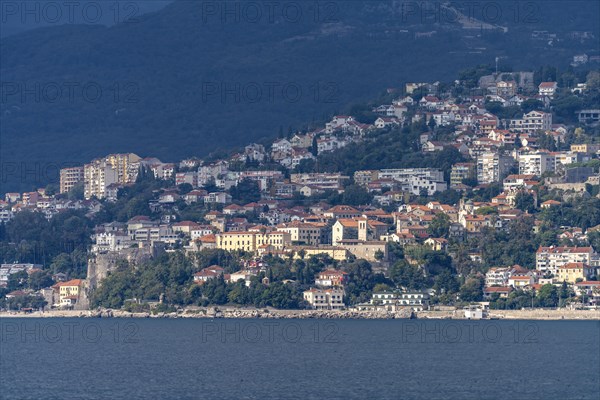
<box><xmin>59</xmin><ymin>166</ymin><xmax>84</xmax><ymax>194</ymax></box>
<box><xmin>570</xmin><ymin>143</ymin><xmax>600</xmax><ymax>154</ymax></box>
<box><xmin>216</xmin><ymin>231</ymin><xmax>291</xmax><ymax>253</ymax></box>
<box><xmin>53</xmin><ymin>279</ymin><xmax>84</xmax><ymax>307</ymax></box>
<box><xmin>556</xmin><ymin>263</ymin><xmax>593</xmax><ymax>284</ymax></box>
<box><xmin>291</xmin><ymin>246</ymin><xmax>350</xmax><ymax>261</ymax></box>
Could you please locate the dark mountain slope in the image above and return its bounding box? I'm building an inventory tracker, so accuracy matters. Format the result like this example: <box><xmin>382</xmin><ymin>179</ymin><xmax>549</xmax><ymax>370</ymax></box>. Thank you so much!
<box><xmin>1</xmin><ymin>0</ymin><xmax>598</xmax><ymax>192</ymax></box>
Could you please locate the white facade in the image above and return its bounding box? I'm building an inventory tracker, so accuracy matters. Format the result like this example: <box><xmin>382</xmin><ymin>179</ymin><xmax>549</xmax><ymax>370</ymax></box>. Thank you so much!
<box><xmin>518</xmin><ymin>153</ymin><xmax>555</xmax><ymax>176</ymax></box>
<box><xmin>303</xmin><ymin>288</ymin><xmax>345</xmax><ymax>310</ymax></box>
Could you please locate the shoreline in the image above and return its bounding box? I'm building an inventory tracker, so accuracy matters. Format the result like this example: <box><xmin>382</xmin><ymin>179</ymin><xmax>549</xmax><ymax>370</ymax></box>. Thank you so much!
<box><xmin>1</xmin><ymin>307</ymin><xmax>599</xmax><ymax>320</ymax></box>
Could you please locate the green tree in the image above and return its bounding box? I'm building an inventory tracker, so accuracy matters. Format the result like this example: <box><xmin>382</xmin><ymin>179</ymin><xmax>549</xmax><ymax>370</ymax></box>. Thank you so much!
<box><xmin>230</xmin><ymin>178</ymin><xmax>261</xmax><ymax>204</ymax></box>
<box><xmin>536</xmin><ymin>284</ymin><xmax>558</xmax><ymax>308</ymax></box>
<box><xmin>514</xmin><ymin>192</ymin><xmax>536</xmax><ymax>213</ymax></box>
<box><xmin>427</xmin><ymin>213</ymin><xmax>450</xmax><ymax>238</ymax></box>
<box><xmin>389</xmin><ymin>260</ymin><xmax>427</xmax><ymax>290</ymax></box>
<box><xmin>459</xmin><ymin>276</ymin><xmax>483</xmax><ymax>302</ymax></box>
<box><xmin>340</xmin><ymin>185</ymin><xmax>373</xmax><ymax>206</ymax></box>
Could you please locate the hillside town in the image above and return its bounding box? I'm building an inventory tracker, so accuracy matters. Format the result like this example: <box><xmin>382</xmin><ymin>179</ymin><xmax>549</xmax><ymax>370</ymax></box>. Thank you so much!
<box><xmin>1</xmin><ymin>66</ymin><xmax>600</xmax><ymax>316</ymax></box>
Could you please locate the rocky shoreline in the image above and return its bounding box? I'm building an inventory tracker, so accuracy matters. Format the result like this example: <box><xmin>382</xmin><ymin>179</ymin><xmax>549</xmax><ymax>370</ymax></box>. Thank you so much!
<box><xmin>0</xmin><ymin>307</ymin><xmax>419</xmax><ymax>319</ymax></box>
<box><xmin>2</xmin><ymin>307</ymin><xmax>600</xmax><ymax>320</ymax></box>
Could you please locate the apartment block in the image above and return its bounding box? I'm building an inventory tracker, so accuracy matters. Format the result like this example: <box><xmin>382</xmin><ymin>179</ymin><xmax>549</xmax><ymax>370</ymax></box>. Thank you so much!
<box><xmin>84</xmin><ymin>153</ymin><xmax>141</xmax><ymax>199</ymax></box>
<box><xmin>59</xmin><ymin>166</ymin><xmax>84</xmax><ymax>193</ymax></box>
<box><xmin>450</xmin><ymin>163</ymin><xmax>476</xmax><ymax>187</ymax></box>
<box><xmin>518</xmin><ymin>152</ymin><xmax>555</xmax><ymax>176</ymax></box>
<box><xmin>277</xmin><ymin>221</ymin><xmax>324</xmax><ymax>246</ymax></box>
<box><xmin>536</xmin><ymin>246</ymin><xmax>597</xmax><ymax>275</ymax></box>
<box><xmin>477</xmin><ymin>153</ymin><xmax>516</xmax><ymax>184</ymax></box>
<box><xmin>303</xmin><ymin>288</ymin><xmax>345</xmax><ymax>310</ymax></box>
<box><xmin>377</xmin><ymin>168</ymin><xmax>447</xmax><ymax>195</ymax></box>
<box><xmin>510</xmin><ymin>111</ymin><xmax>552</xmax><ymax>134</ymax></box>
<box><xmin>290</xmin><ymin>173</ymin><xmax>350</xmax><ymax>190</ymax></box>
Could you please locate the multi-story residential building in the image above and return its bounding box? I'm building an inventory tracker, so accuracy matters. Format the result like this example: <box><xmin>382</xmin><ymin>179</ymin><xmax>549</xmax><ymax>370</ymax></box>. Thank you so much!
<box><xmin>570</xmin><ymin>143</ymin><xmax>600</xmax><ymax>154</ymax></box>
<box><xmin>0</xmin><ymin>209</ymin><xmax>14</xmax><ymax>223</ymax></box>
<box><xmin>303</xmin><ymin>288</ymin><xmax>345</xmax><ymax>310</ymax></box>
<box><xmin>556</xmin><ymin>262</ymin><xmax>594</xmax><ymax>284</ymax></box>
<box><xmin>459</xmin><ymin>214</ymin><xmax>493</xmax><ymax>233</ymax></box>
<box><xmin>52</xmin><ymin>279</ymin><xmax>84</xmax><ymax>307</ymax></box>
<box><xmin>323</xmin><ymin>205</ymin><xmax>361</xmax><ymax>220</ymax></box>
<box><xmin>290</xmin><ymin>173</ymin><xmax>349</xmax><ymax>190</ymax></box>
<box><xmin>244</xmin><ymin>143</ymin><xmax>266</xmax><ymax>162</ymax></box>
<box><xmin>203</xmin><ymin>192</ymin><xmax>232</xmax><ymax>204</ymax></box>
<box><xmin>240</xmin><ymin>170</ymin><xmax>284</xmax><ymax>191</ymax></box>
<box><xmin>374</xmin><ymin>168</ymin><xmax>447</xmax><ymax>195</ymax></box>
<box><xmin>485</xmin><ymin>267</ymin><xmax>511</xmax><ymax>287</ymax></box>
<box><xmin>91</xmin><ymin>231</ymin><xmax>132</xmax><ymax>253</ymax></box>
<box><xmin>176</xmin><ymin>171</ymin><xmax>198</xmax><ymax>187</ymax></box>
<box><xmin>477</xmin><ymin>152</ymin><xmax>516</xmax><ymax>184</ymax></box>
<box><xmin>408</xmin><ymin>175</ymin><xmax>447</xmax><ymax>196</ymax></box>
<box><xmin>536</xmin><ymin>246</ymin><xmax>597</xmax><ymax>275</ymax></box>
<box><xmin>357</xmin><ymin>290</ymin><xmax>430</xmax><ymax>311</ymax></box>
<box><xmin>133</xmin><ymin>225</ymin><xmax>178</xmax><ymax>244</ymax></box>
<box><xmin>193</xmin><ymin>266</ymin><xmax>225</xmax><ymax>285</ymax></box>
<box><xmin>84</xmin><ymin>153</ymin><xmax>141</xmax><ymax>199</ymax></box>
<box><xmin>216</xmin><ymin>231</ymin><xmax>292</xmax><ymax>253</ymax></box>
<box><xmin>315</xmin><ymin>269</ymin><xmax>348</xmax><ymax>287</ymax></box>
<box><xmin>510</xmin><ymin>111</ymin><xmax>552</xmax><ymax>134</ymax></box>
<box><xmin>277</xmin><ymin>221</ymin><xmax>324</xmax><ymax>246</ymax></box>
<box><xmin>503</xmin><ymin>174</ymin><xmax>538</xmax><ymax>191</ymax></box>
<box><xmin>84</xmin><ymin>162</ymin><xmax>117</xmax><ymax>199</ymax></box>
<box><xmin>496</xmin><ymin>80</ymin><xmax>516</xmax><ymax>97</ymax></box>
<box><xmin>59</xmin><ymin>166</ymin><xmax>84</xmax><ymax>194</ymax></box>
<box><xmin>450</xmin><ymin>163</ymin><xmax>476</xmax><ymax>187</ymax></box>
<box><xmin>576</xmin><ymin>109</ymin><xmax>600</xmax><ymax>124</ymax></box>
<box><xmin>378</xmin><ymin>168</ymin><xmax>443</xmax><ymax>183</ymax></box>
<box><xmin>0</xmin><ymin>263</ymin><xmax>43</xmax><ymax>287</ymax></box>
<box><xmin>553</xmin><ymin>152</ymin><xmax>586</xmax><ymax>172</ymax></box>
<box><xmin>538</xmin><ymin>82</ymin><xmax>558</xmax><ymax>98</ymax></box>
<box><xmin>354</xmin><ymin>170</ymin><xmax>379</xmax><ymax>186</ymax></box>
<box><xmin>198</xmin><ymin>161</ymin><xmax>229</xmax><ymax>185</ymax></box>
<box><xmin>518</xmin><ymin>152</ymin><xmax>555</xmax><ymax>176</ymax></box>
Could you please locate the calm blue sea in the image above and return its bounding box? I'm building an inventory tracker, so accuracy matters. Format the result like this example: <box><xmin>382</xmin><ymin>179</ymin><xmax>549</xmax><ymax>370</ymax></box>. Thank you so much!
<box><xmin>0</xmin><ymin>318</ymin><xmax>598</xmax><ymax>400</ymax></box>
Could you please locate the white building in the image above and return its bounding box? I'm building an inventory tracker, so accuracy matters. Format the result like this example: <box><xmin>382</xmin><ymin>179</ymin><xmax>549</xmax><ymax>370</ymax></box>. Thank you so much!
<box><xmin>91</xmin><ymin>231</ymin><xmax>132</xmax><ymax>253</ymax></box>
<box><xmin>477</xmin><ymin>153</ymin><xmax>516</xmax><ymax>184</ymax></box>
<box><xmin>536</xmin><ymin>246</ymin><xmax>598</xmax><ymax>275</ymax></box>
<box><xmin>510</xmin><ymin>111</ymin><xmax>553</xmax><ymax>134</ymax></box>
<box><xmin>518</xmin><ymin>152</ymin><xmax>555</xmax><ymax>176</ymax></box>
<box><xmin>377</xmin><ymin>168</ymin><xmax>447</xmax><ymax>195</ymax></box>
<box><xmin>84</xmin><ymin>153</ymin><xmax>141</xmax><ymax>199</ymax></box>
<box><xmin>356</xmin><ymin>291</ymin><xmax>430</xmax><ymax>311</ymax></box>
<box><xmin>303</xmin><ymin>288</ymin><xmax>345</xmax><ymax>310</ymax></box>
<box><xmin>485</xmin><ymin>267</ymin><xmax>511</xmax><ymax>287</ymax></box>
